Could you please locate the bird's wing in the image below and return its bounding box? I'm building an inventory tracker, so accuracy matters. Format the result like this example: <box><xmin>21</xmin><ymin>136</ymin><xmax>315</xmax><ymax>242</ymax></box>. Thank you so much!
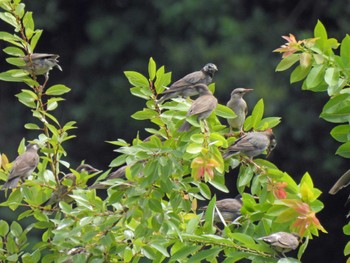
<box><xmin>217</xmin><ymin>199</ymin><xmax>242</xmax><ymax>211</ymax></box>
<box><xmin>8</xmin><ymin>152</ymin><xmax>38</xmax><ymax>179</ymax></box>
<box><xmin>170</xmin><ymin>71</ymin><xmax>204</xmax><ymax>88</ymax></box>
<box><xmin>277</xmin><ymin>234</ymin><xmax>294</xmax><ymax>249</ymax></box>
<box><xmin>188</xmin><ymin>95</ymin><xmax>217</xmax><ymax>116</ymax></box>
<box><xmin>228</xmin><ymin>135</ymin><xmax>259</xmax><ymax>152</ymax></box>
<box><xmin>161</xmin><ymin>84</ymin><xmax>194</xmax><ymax>94</ymax></box>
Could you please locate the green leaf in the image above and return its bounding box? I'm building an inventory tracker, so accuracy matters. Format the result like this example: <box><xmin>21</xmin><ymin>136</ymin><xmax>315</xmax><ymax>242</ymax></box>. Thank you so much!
<box><xmin>130</xmin><ymin>86</ymin><xmax>150</xmax><ymax>99</ymax></box>
<box><xmin>314</xmin><ymin>20</ymin><xmax>328</xmax><ymax>39</ymax></box>
<box><xmin>170</xmin><ymin>245</ymin><xmax>201</xmax><ymax>261</ymax></box>
<box><xmin>0</xmin><ymin>69</ymin><xmax>31</xmax><ymax>83</ymax></box>
<box><xmin>238</xmin><ymin>165</ymin><xmax>254</xmax><ymax>188</ymax></box>
<box><xmin>15</xmin><ymin>90</ymin><xmax>37</xmax><ymax>108</ymax></box>
<box><xmin>24</xmin><ymin>123</ymin><xmax>41</xmax><ymax>130</ymax></box>
<box><xmin>186</xmin><ymin>143</ymin><xmax>203</xmax><ymax>154</ymax></box>
<box><xmin>341</xmin><ymin>35</ymin><xmax>350</xmax><ymax>67</ymax></box>
<box><xmin>203</xmin><ymin>196</ymin><xmax>216</xmax><ymax>232</ymax></box>
<box><xmin>0</xmin><ymin>31</ymin><xmax>23</xmax><ymax>47</ymax></box>
<box><xmin>0</xmin><ymin>220</ymin><xmax>9</xmax><ymax>236</ymax></box>
<box><xmin>275</xmin><ymin>54</ymin><xmax>300</xmax><ymax>71</ymax></box>
<box><xmin>150</xmin><ymin>242</ymin><xmax>170</xmax><ymax>257</ymax></box>
<box><xmin>215</xmin><ymin>104</ymin><xmax>236</xmax><ymax>119</ymax></box>
<box><xmin>344</xmin><ymin>241</ymin><xmax>350</xmax><ymax>256</ymax></box>
<box><xmin>30</xmin><ymin>29</ymin><xmax>42</xmax><ymax>51</ymax></box>
<box><xmin>14</xmin><ymin>3</ymin><xmax>25</xmax><ymax>18</ymax></box>
<box><xmin>124</xmin><ymin>246</ymin><xmax>133</xmax><ymax>262</ymax></box>
<box><xmin>124</xmin><ymin>71</ymin><xmax>149</xmax><ymax>88</ymax></box>
<box><xmin>131</xmin><ymin>108</ymin><xmax>158</xmax><ymax>120</ymax></box>
<box><xmin>45</xmin><ymin>84</ymin><xmax>71</xmax><ymax>96</ymax></box>
<box><xmin>251</xmin><ymin>99</ymin><xmax>264</xmax><ymax>129</ymax></box>
<box><xmin>198</xmin><ymin>182</ymin><xmax>211</xmax><ymax>199</ymax></box>
<box><xmin>3</xmin><ymin>46</ymin><xmax>24</xmax><ymax>56</ymax></box>
<box><xmin>23</xmin><ymin>12</ymin><xmax>34</xmax><ymax>37</ymax></box>
<box><xmin>324</xmin><ymin>67</ymin><xmax>339</xmax><ymax>87</ymax></box>
<box><xmin>330</xmin><ymin>124</ymin><xmax>350</xmax><ymax>142</ymax></box>
<box><xmin>343</xmin><ymin>222</ymin><xmax>350</xmax><ymax>235</ymax></box>
<box><xmin>155</xmin><ymin>66</ymin><xmax>172</xmax><ymax>94</ymax></box>
<box><xmin>148</xmin><ymin>57</ymin><xmax>156</xmax><ymax>81</ymax></box>
<box><xmin>230</xmin><ymin>232</ymin><xmax>256</xmax><ymax>245</ymax></box>
<box><xmin>336</xmin><ymin>142</ymin><xmax>350</xmax><ymax>158</ymax></box>
<box><xmin>290</xmin><ymin>65</ymin><xmax>311</xmax><ymax>83</ymax></box>
<box><xmin>257</xmin><ymin>117</ymin><xmax>281</xmax><ymax>130</ymax></box>
<box><xmin>187</xmin><ymin>247</ymin><xmax>221</xmax><ymax>263</ymax></box>
<box><xmin>320</xmin><ymin>94</ymin><xmax>350</xmax><ymax>123</ymax></box>
<box><xmin>6</xmin><ymin>57</ymin><xmax>26</xmax><ymax>67</ymax></box>
<box><xmin>149</xmin><ymin>198</ymin><xmax>163</xmax><ymax>213</ymax></box>
<box><xmin>10</xmin><ymin>221</ymin><xmax>22</xmax><ymax>237</ymax></box>
<box><xmin>0</xmin><ymin>12</ymin><xmax>17</xmax><ymax>28</ymax></box>
<box><xmin>305</xmin><ymin>64</ymin><xmax>325</xmax><ymax>89</ymax></box>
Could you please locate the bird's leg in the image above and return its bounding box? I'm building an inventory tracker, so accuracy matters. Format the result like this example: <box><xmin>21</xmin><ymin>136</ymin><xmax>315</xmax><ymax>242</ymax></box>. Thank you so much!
<box><xmin>43</xmin><ymin>72</ymin><xmax>49</xmax><ymax>87</ymax></box>
<box><xmin>238</xmin><ymin>128</ymin><xmax>246</xmax><ymax>137</ymax></box>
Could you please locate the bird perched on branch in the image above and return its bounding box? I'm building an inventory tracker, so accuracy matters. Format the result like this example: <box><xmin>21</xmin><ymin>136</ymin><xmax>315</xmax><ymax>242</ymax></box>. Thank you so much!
<box><xmin>226</xmin><ymin>88</ymin><xmax>253</xmax><ymax>133</ymax></box>
<box><xmin>223</xmin><ymin>129</ymin><xmax>276</xmax><ymax>159</ymax></box>
<box><xmin>157</xmin><ymin>63</ymin><xmax>218</xmax><ymax>103</ymax></box>
<box><xmin>2</xmin><ymin>143</ymin><xmax>40</xmax><ymax>190</ymax></box>
<box><xmin>258</xmin><ymin>232</ymin><xmax>299</xmax><ymax>255</ymax></box>
<box><xmin>42</xmin><ymin>164</ymin><xmax>100</xmax><ymax>207</ymax></box>
<box><xmin>199</xmin><ymin>196</ymin><xmax>242</xmax><ymax>224</ymax></box>
<box><xmin>20</xmin><ymin>53</ymin><xmax>62</xmax><ymax>81</ymax></box>
<box><xmin>178</xmin><ymin>83</ymin><xmax>218</xmax><ymax>132</ymax></box>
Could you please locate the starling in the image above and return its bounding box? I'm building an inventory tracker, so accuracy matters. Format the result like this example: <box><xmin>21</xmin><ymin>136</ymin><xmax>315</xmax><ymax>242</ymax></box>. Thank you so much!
<box><xmin>258</xmin><ymin>232</ymin><xmax>299</xmax><ymax>255</ymax></box>
<box><xmin>157</xmin><ymin>63</ymin><xmax>218</xmax><ymax>103</ymax></box>
<box><xmin>199</xmin><ymin>196</ymin><xmax>242</xmax><ymax>224</ymax></box>
<box><xmin>2</xmin><ymin>143</ymin><xmax>39</xmax><ymax>189</ymax></box>
<box><xmin>223</xmin><ymin>129</ymin><xmax>276</xmax><ymax>159</ymax></box>
<box><xmin>178</xmin><ymin>83</ymin><xmax>218</xmax><ymax>132</ymax></box>
<box><xmin>226</xmin><ymin>88</ymin><xmax>253</xmax><ymax>133</ymax></box>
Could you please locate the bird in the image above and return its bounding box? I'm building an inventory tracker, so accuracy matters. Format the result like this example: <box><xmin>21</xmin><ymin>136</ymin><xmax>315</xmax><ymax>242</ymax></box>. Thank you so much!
<box><xmin>257</xmin><ymin>232</ymin><xmax>299</xmax><ymax>255</ymax></box>
<box><xmin>199</xmin><ymin>196</ymin><xmax>242</xmax><ymax>224</ymax></box>
<box><xmin>223</xmin><ymin>129</ymin><xmax>276</xmax><ymax>159</ymax></box>
<box><xmin>329</xmin><ymin>169</ymin><xmax>350</xmax><ymax>195</ymax></box>
<box><xmin>157</xmin><ymin>63</ymin><xmax>218</xmax><ymax>103</ymax></box>
<box><xmin>2</xmin><ymin>143</ymin><xmax>40</xmax><ymax>189</ymax></box>
<box><xmin>20</xmin><ymin>53</ymin><xmax>62</xmax><ymax>81</ymax></box>
<box><xmin>42</xmin><ymin>164</ymin><xmax>100</xmax><ymax>206</ymax></box>
<box><xmin>178</xmin><ymin>83</ymin><xmax>218</xmax><ymax>132</ymax></box>
<box><xmin>226</xmin><ymin>88</ymin><xmax>253</xmax><ymax>133</ymax></box>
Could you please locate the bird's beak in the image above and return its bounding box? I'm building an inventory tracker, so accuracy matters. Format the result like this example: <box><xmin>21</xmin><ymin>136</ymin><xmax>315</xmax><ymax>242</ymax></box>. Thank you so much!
<box><xmin>244</xmin><ymin>88</ymin><xmax>254</xmax><ymax>93</ymax></box>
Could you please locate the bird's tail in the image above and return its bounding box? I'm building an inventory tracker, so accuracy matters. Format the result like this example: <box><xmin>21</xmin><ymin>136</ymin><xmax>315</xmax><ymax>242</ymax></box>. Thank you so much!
<box><xmin>178</xmin><ymin>121</ymin><xmax>191</xmax><ymax>132</ymax></box>
<box><xmin>2</xmin><ymin>177</ymin><xmax>20</xmax><ymax>190</ymax></box>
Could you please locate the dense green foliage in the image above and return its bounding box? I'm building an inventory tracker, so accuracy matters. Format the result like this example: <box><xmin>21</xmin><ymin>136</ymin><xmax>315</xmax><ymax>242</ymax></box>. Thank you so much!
<box><xmin>0</xmin><ymin>1</ymin><xmax>331</xmax><ymax>262</ymax></box>
<box><xmin>274</xmin><ymin>20</ymin><xmax>350</xmax><ymax>261</ymax></box>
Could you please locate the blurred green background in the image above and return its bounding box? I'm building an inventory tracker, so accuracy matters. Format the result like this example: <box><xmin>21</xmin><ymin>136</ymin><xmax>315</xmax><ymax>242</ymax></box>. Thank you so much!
<box><xmin>0</xmin><ymin>0</ymin><xmax>349</xmax><ymax>261</ymax></box>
